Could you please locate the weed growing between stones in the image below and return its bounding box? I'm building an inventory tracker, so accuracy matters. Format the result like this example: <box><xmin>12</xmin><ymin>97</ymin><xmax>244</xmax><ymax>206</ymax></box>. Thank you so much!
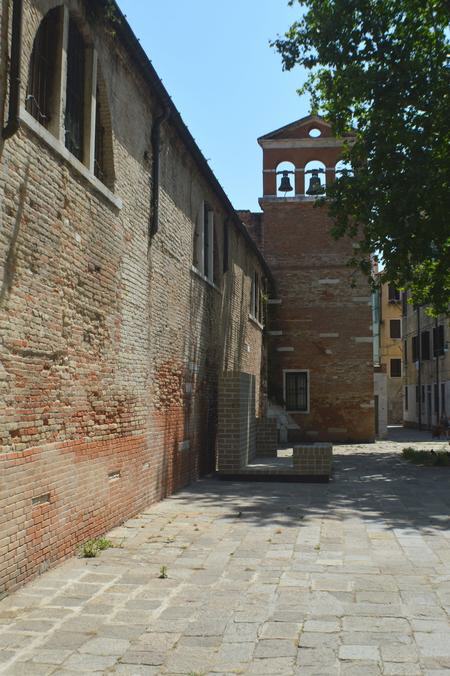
<box><xmin>159</xmin><ymin>565</ymin><xmax>168</xmax><ymax>579</ymax></box>
<box><xmin>402</xmin><ymin>447</ymin><xmax>450</xmax><ymax>466</ymax></box>
<box><xmin>80</xmin><ymin>537</ymin><xmax>113</xmax><ymax>558</ymax></box>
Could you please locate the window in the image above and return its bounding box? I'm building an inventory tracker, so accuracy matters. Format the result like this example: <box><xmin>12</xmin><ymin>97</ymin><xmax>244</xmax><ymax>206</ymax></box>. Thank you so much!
<box><xmin>401</xmin><ymin>291</ymin><xmax>408</xmax><ymax>316</ymax></box>
<box><xmin>65</xmin><ymin>18</ymin><xmax>85</xmax><ymax>160</ymax></box>
<box><xmin>284</xmin><ymin>371</ymin><xmax>309</xmax><ymax>412</ymax></box>
<box><xmin>412</xmin><ymin>336</ymin><xmax>418</xmax><ymax>362</ymax></box>
<box><xmin>250</xmin><ymin>271</ymin><xmax>264</xmax><ymax>325</ymax></box>
<box><xmin>390</xmin><ymin>319</ymin><xmax>401</xmax><ymax>339</ymax></box>
<box><xmin>405</xmin><ymin>386</ymin><xmax>408</xmax><ymax>411</ymax></box>
<box><xmin>193</xmin><ymin>201</ymin><xmax>216</xmax><ymax>284</ymax></box>
<box><xmin>433</xmin><ymin>325</ymin><xmax>445</xmax><ymax>357</ymax></box>
<box><xmin>403</xmin><ymin>339</ymin><xmax>408</xmax><ymax>363</ymax></box>
<box><xmin>390</xmin><ymin>358</ymin><xmax>401</xmax><ymax>378</ymax></box>
<box><xmin>388</xmin><ymin>286</ymin><xmax>400</xmax><ymax>302</ymax></box>
<box><xmin>415</xmin><ymin>385</ymin><xmax>419</xmax><ymax>404</ymax></box>
<box><xmin>25</xmin><ymin>7</ymin><xmax>113</xmax><ymax>187</ymax></box>
<box><xmin>422</xmin><ymin>385</ymin><xmax>425</xmax><ymax>403</ymax></box>
<box><xmin>421</xmin><ymin>331</ymin><xmax>430</xmax><ymax>360</ymax></box>
<box><xmin>26</xmin><ymin>8</ymin><xmax>59</xmax><ymax>127</ymax></box>
<box><xmin>434</xmin><ymin>384</ymin><xmax>439</xmax><ymax>413</ymax></box>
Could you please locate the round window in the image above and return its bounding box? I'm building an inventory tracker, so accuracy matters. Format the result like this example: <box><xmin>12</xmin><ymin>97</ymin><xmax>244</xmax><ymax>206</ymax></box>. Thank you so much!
<box><xmin>308</xmin><ymin>128</ymin><xmax>321</xmax><ymax>138</ymax></box>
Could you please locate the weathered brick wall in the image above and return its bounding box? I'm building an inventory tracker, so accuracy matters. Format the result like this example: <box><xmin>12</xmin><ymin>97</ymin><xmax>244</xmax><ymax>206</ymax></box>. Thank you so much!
<box><xmin>253</xmin><ymin>198</ymin><xmax>374</xmax><ymax>443</ymax></box>
<box><xmin>0</xmin><ymin>0</ymin><xmax>267</xmax><ymax>594</ymax></box>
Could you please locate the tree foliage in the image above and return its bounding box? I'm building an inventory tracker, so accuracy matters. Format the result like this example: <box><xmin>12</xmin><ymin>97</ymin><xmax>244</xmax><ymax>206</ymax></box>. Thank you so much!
<box><xmin>273</xmin><ymin>0</ymin><xmax>450</xmax><ymax>314</ymax></box>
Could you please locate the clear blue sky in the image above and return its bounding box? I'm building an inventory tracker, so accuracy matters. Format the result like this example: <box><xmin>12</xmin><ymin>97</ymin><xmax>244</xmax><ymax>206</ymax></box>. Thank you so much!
<box><xmin>117</xmin><ymin>1</ymin><xmax>309</xmax><ymax>212</ymax></box>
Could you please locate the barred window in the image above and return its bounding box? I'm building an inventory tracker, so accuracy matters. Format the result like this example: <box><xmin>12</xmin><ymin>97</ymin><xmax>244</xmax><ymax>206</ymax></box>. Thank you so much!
<box><xmin>26</xmin><ymin>8</ymin><xmax>114</xmax><ymax>188</ymax></box>
<box><xmin>65</xmin><ymin>18</ymin><xmax>85</xmax><ymax>160</ymax></box>
<box><xmin>26</xmin><ymin>8</ymin><xmax>59</xmax><ymax>127</ymax></box>
<box><xmin>285</xmin><ymin>371</ymin><xmax>308</xmax><ymax>412</ymax></box>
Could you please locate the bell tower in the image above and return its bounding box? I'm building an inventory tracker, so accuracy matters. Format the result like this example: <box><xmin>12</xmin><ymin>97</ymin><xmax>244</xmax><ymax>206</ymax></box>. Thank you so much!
<box><xmin>242</xmin><ymin>114</ymin><xmax>375</xmax><ymax>443</ymax></box>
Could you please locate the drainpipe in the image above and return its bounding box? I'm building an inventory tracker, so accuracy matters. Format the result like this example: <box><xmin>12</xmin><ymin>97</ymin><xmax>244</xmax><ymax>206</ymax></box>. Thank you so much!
<box><xmin>435</xmin><ymin>317</ymin><xmax>440</xmax><ymax>425</ymax></box>
<box><xmin>2</xmin><ymin>0</ymin><xmax>23</xmax><ymax>140</ymax></box>
<box><xmin>149</xmin><ymin>104</ymin><xmax>170</xmax><ymax>239</ymax></box>
<box><xmin>417</xmin><ymin>307</ymin><xmax>422</xmax><ymax>430</ymax></box>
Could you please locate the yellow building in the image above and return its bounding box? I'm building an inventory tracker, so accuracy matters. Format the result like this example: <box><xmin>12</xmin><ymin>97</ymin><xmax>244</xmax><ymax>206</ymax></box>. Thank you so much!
<box><xmin>373</xmin><ymin>281</ymin><xmax>403</xmax><ymax>431</ymax></box>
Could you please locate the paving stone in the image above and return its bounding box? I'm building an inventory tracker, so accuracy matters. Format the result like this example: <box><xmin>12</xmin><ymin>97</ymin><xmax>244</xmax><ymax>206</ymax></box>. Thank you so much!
<box><xmin>78</xmin><ymin>637</ymin><xmax>130</xmax><ymax>656</ymax></box>
<box><xmin>381</xmin><ymin>642</ymin><xmax>419</xmax><ymax>662</ymax></box>
<box><xmin>163</xmin><ymin>646</ymin><xmax>215</xmax><ymax>673</ymax></box>
<box><xmin>223</xmin><ymin>621</ymin><xmax>259</xmax><ymax>643</ymax></box>
<box><xmin>62</xmin><ymin>653</ymin><xmax>118</xmax><ymax>670</ymax></box>
<box><xmin>246</xmin><ymin>657</ymin><xmax>295</xmax><ymax>674</ymax></box>
<box><xmin>113</xmin><ymin>666</ymin><xmax>159</xmax><ymax>675</ymax></box>
<box><xmin>298</xmin><ymin>631</ymin><xmax>340</xmax><ymax>648</ymax></box>
<box><xmin>342</xmin><ymin>616</ymin><xmax>410</xmax><ymax>633</ymax></box>
<box><xmin>119</xmin><ymin>650</ymin><xmax>165</xmax><ymax>665</ymax></box>
<box><xmin>260</xmin><ymin>621</ymin><xmax>301</xmax><ymax>639</ymax></box>
<box><xmin>303</xmin><ymin>618</ymin><xmax>340</xmax><ymax>633</ymax></box>
<box><xmin>339</xmin><ymin>644</ymin><xmax>380</xmax><ymax>660</ymax></box>
<box><xmin>29</xmin><ymin>649</ymin><xmax>73</xmax><ymax>665</ymax></box>
<box><xmin>415</xmin><ymin>632</ymin><xmax>450</xmax><ymax>657</ymax></box>
<box><xmin>42</xmin><ymin>632</ymin><xmax>93</xmax><ymax>650</ymax></box>
<box><xmin>254</xmin><ymin>639</ymin><xmax>297</xmax><ymax>658</ymax></box>
<box><xmin>382</xmin><ymin>663</ymin><xmax>423</xmax><ymax>675</ymax></box>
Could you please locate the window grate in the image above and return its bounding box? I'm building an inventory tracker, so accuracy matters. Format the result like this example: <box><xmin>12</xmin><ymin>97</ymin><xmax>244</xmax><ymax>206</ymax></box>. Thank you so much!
<box><xmin>94</xmin><ymin>88</ymin><xmax>105</xmax><ymax>181</ymax></box>
<box><xmin>285</xmin><ymin>372</ymin><xmax>308</xmax><ymax>411</ymax></box>
<box><xmin>65</xmin><ymin>19</ymin><xmax>85</xmax><ymax>160</ymax></box>
<box><xmin>26</xmin><ymin>8</ymin><xmax>59</xmax><ymax>126</ymax></box>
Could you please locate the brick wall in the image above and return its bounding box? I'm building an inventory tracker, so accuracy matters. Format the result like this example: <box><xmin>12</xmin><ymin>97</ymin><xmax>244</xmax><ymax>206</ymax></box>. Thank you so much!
<box><xmin>259</xmin><ymin>199</ymin><xmax>374</xmax><ymax>443</ymax></box>
<box><xmin>217</xmin><ymin>372</ymin><xmax>257</xmax><ymax>472</ymax></box>
<box><xmin>0</xmin><ymin>0</ymin><xmax>268</xmax><ymax>594</ymax></box>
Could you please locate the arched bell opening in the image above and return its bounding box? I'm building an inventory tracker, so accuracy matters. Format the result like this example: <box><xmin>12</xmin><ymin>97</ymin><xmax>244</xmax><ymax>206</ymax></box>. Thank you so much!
<box><xmin>275</xmin><ymin>161</ymin><xmax>296</xmax><ymax>197</ymax></box>
<box><xmin>334</xmin><ymin>160</ymin><xmax>352</xmax><ymax>184</ymax></box>
<box><xmin>304</xmin><ymin>160</ymin><xmax>326</xmax><ymax>196</ymax></box>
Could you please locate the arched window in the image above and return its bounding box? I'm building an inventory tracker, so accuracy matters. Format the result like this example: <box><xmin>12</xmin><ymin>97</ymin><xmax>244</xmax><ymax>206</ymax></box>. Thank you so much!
<box><xmin>304</xmin><ymin>160</ymin><xmax>326</xmax><ymax>196</ymax></box>
<box><xmin>94</xmin><ymin>70</ymin><xmax>115</xmax><ymax>189</ymax></box>
<box><xmin>25</xmin><ymin>7</ymin><xmax>60</xmax><ymax>128</ymax></box>
<box><xmin>25</xmin><ymin>7</ymin><xmax>114</xmax><ymax>189</ymax></box>
<box><xmin>64</xmin><ymin>17</ymin><xmax>85</xmax><ymax>160</ymax></box>
<box><xmin>275</xmin><ymin>161</ymin><xmax>295</xmax><ymax>197</ymax></box>
<box><xmin>335</xmin><ymin>160</ymin><xmax>352</xmax><ymax>181</ymax></box>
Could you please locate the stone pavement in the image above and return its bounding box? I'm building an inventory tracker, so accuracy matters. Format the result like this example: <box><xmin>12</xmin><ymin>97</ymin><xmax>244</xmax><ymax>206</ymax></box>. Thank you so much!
<box><xmin>1</xmin><ymin>430</ymin><xmax>450</xmax><ymax>675</ymax></box>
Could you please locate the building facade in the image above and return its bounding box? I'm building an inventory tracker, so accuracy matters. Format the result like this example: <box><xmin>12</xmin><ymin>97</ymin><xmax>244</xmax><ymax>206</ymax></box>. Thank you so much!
<box><xmin>240</xmin><ymin>116</ymin><xmax>375</xmax><ymax>443</ymax></box>
<box><xmin>402</xmin><ymin>296</ymin><xmax>449</xmax><ymax>430</ymax></box>
<box><xmin>0</xmin><ymin>2</ymin><xmax>378</xmax><ymax>596</ymax></box>
<box><xmin>0</xmin><ymin>0</ymin><xmax>271</xmax><ymax>594</ymax></box>
<box><xmin>372</xmin><ymin>279</ymin><xmax>403</xmax><ymax>433</ymax></box>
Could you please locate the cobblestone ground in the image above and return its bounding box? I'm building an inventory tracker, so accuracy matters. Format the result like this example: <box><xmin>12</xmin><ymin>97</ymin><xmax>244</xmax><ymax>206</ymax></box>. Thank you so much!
<box><xmin>1</xmin><ymin>429</ymin><xmax>450</xmax><ymax>675</ymax></box>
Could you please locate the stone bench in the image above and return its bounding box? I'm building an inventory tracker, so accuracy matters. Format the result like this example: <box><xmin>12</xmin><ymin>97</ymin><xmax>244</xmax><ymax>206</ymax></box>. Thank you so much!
<box><xmin>292</xmin><ymin>443</ymin><xmax>333</xmax><ymax>478</ymax></box>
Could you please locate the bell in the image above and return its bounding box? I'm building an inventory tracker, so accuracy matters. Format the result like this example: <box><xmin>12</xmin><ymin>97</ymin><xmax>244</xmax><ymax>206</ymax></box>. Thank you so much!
<box><xmin>278</xmin><ymin>171</ymin><xmax>293</xmax><ymax>193</ymax></box>
<box><xmin>306</xmin><ymin>169</ymin><xmax>325</xmax><ymax>195</ymax></box>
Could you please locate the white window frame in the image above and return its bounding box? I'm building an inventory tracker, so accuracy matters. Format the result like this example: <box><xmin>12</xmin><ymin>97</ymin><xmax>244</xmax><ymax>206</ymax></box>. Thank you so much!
<box><xmin>283</xmin><ymin>369</ymin><xmax>310</xmax><ymax>414</ymax></box>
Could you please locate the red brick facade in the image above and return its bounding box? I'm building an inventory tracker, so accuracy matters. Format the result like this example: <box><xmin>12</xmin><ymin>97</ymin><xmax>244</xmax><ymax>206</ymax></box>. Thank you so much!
<box><xmin>240</xmin><ymin>116</ymin><xmax>375</xmax><ymax>443</ymax></box>
<box><xmin>0</xmin><ymin>0</ymin><xmax>270</xmax><ymax>594</ymax></box>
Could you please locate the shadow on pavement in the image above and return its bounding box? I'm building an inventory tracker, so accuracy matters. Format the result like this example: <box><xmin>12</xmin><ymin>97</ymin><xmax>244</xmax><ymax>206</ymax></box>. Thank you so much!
<box><xmin>167</xmin><ymin>448</ymin><xmax>450</xmax><ymax>534</ymax></box>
